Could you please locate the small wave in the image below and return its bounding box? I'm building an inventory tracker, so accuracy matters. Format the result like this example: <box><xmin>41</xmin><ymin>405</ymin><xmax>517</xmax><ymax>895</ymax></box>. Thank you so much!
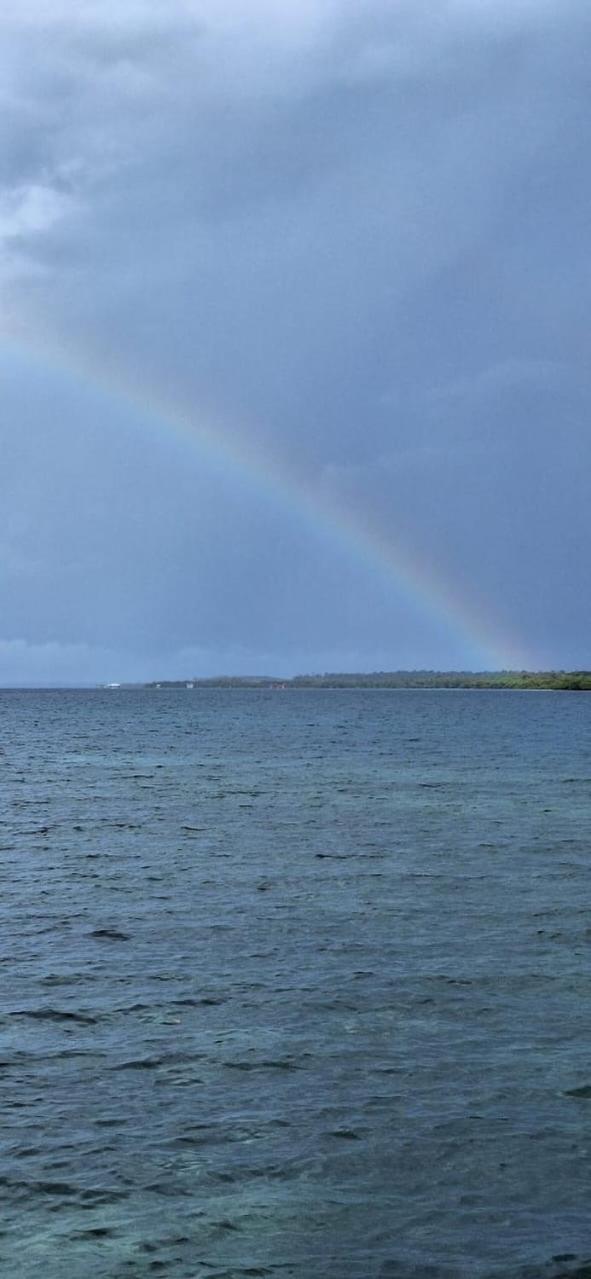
<box><xmin>111</xmin><ymin>1052</ymin><xmax>205</xmax><ymax>1071</ymax></box>
<box><xmin>203</xmin><ymin>1270</ymin><xmax>273</xmax><ymax>1279</ymax></box>
<box><xmin>173</xmin><ymin>995</ymin><xmax>227</xmax><ymax>1006</ymax></box>
<box><xmin>224</xmin><ymin>1057</ymin><xmax>303</xmax><ymax>1072</ymax></box>
<box><xmin>0</xmin><ymin>1178</ymin><xmax>125</xmax><ymax>1205</ymax></box>
<box><xmin>70</xmin><ymin>1227</ymin><xmax>116</xmax><ymax>1240</ymax></box>
<box><xmin>40</xmin><ymin>974</ymin><xmax>86</xmax><ymax>987</ymax></box>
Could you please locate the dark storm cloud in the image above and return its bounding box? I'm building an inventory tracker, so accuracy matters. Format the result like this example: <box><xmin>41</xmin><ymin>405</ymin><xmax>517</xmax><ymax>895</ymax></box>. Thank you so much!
<box><xmin>1</xmin><ymin>1</ymin><xmax>590</xmax><ymax>679</ymax></box>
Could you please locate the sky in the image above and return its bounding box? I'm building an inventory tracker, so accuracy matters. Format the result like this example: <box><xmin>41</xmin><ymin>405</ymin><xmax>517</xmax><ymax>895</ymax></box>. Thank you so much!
<box><xmin>1</xmin><ymin>0</ymin><xmax>589</xmax><ymax>684</ymax></box>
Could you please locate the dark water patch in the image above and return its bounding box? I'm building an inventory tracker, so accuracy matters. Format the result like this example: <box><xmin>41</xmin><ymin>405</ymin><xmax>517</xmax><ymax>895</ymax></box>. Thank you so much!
<box><xmin>508</xmin><ymin>1264</ymin><xmax>591</xmax><ymax>1279</ymax></box>
<box><xmin>0</xmin><ymin>1177</ymin><xmax>125</xmax><ymax>1202</ymax></box>
<box><xmin>136</xmin><ymin>1236</ymin><xmax>193</xmax><ymax>1265</ymax></box>
<box><xmin>30</xmin><ymin>1180</ymin><xmax>82</xmax><ymax>1197</ymax></box>
<box><xmin>50</xmin><ymin>1048</ymin><xmax>102</xmax><ymax>1060</ymax></box>
<box><xmin>9</xmin><ymin>1007</ymin><xmax>98</xmax><ymax>1025</ymax></box>
<box><xmin>172</xmin><ymin>1133</ymin><xmax>213</xmax><ymax>1148</ymax></box>
<box><xmin>90</xmin><ymin>927</ymin><xmax>131</xmax><ymax>941</ymax></box>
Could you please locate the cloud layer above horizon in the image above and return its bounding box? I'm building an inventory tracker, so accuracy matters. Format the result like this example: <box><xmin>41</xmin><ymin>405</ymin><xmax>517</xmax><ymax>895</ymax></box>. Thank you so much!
<box><xmin>1</xmin><ymin>0</ymin><xmax>589</xmax><ymax>681</ymax></box>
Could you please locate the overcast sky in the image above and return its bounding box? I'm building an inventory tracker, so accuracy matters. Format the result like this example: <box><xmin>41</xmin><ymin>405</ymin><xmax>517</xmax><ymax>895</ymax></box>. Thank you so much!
<box><xmin>1</xmin><ymin>0</ymin><xmax>589</xmax><ymax>683</ymax></box>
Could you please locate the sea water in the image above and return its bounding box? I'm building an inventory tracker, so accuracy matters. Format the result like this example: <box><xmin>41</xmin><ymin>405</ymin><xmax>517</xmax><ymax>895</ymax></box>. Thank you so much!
<box><xmin>0</xmin><ymin>688</ymin><xmax>590</xmax><ymax>1279</ymax></box>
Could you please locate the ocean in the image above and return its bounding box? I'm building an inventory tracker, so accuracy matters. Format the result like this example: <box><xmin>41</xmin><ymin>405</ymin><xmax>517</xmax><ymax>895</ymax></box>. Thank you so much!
<box><xmin>1</xmin><ymin>688</ymin><xmax>590</xmax><ymax>1279</ymax></box>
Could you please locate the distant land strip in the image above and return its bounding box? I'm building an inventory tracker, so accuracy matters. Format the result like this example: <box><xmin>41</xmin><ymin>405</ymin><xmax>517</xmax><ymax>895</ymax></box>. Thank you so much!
<box><xmin>139</xmin><ymin>671</ymin><xmax>591</xmax><ymax>691</ymax></box>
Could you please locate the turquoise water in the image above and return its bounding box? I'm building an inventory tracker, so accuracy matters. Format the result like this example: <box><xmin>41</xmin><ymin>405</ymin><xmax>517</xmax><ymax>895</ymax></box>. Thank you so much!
<box><xmin>1</xmin><ymin>688</ymin><xmax>590</xmax><ymax>1278</ymax></box>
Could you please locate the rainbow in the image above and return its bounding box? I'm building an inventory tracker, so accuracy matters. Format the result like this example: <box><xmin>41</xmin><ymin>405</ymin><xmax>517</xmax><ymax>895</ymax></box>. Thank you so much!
<box><xmin>1</xmin><ymin>329</ymin><xmax>534</xmax><ymax>670</ymax></box>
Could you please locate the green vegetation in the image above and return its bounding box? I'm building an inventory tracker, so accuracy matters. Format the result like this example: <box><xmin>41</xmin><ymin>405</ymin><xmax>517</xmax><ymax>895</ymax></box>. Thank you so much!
<box><xmin>144</xmin><ymin>670</ymin><xmax>591</xmax><ymax>690</ymax></box>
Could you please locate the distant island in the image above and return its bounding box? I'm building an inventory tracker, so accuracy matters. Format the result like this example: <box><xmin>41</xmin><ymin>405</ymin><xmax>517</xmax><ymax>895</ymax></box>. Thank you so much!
<box><xmin>141</xmin><ymin>671</ymin><xmax>591</xmax><ymax>691</ymax></box>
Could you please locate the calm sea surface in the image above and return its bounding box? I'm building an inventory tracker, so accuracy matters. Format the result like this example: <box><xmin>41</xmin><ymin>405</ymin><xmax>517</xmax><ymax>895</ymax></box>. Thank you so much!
<box><xmin>1</xmin><ymin>688</ymin><xmax>590</xmax><ymax>1279</ymax></box>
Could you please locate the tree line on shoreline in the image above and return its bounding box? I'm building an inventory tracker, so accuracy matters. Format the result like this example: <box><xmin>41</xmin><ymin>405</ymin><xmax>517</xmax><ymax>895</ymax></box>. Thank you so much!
<box><xmin>143</xmin><ymin>671</ymin><xmax>591</xmax><ymax>691</ymax></box>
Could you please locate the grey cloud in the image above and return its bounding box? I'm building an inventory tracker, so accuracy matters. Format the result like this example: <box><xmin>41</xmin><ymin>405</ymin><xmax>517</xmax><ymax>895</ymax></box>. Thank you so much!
<box><xmin>1</xmin><ymin>0</ymin><xmax>590</xmax><ymax>679</ymax></box>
